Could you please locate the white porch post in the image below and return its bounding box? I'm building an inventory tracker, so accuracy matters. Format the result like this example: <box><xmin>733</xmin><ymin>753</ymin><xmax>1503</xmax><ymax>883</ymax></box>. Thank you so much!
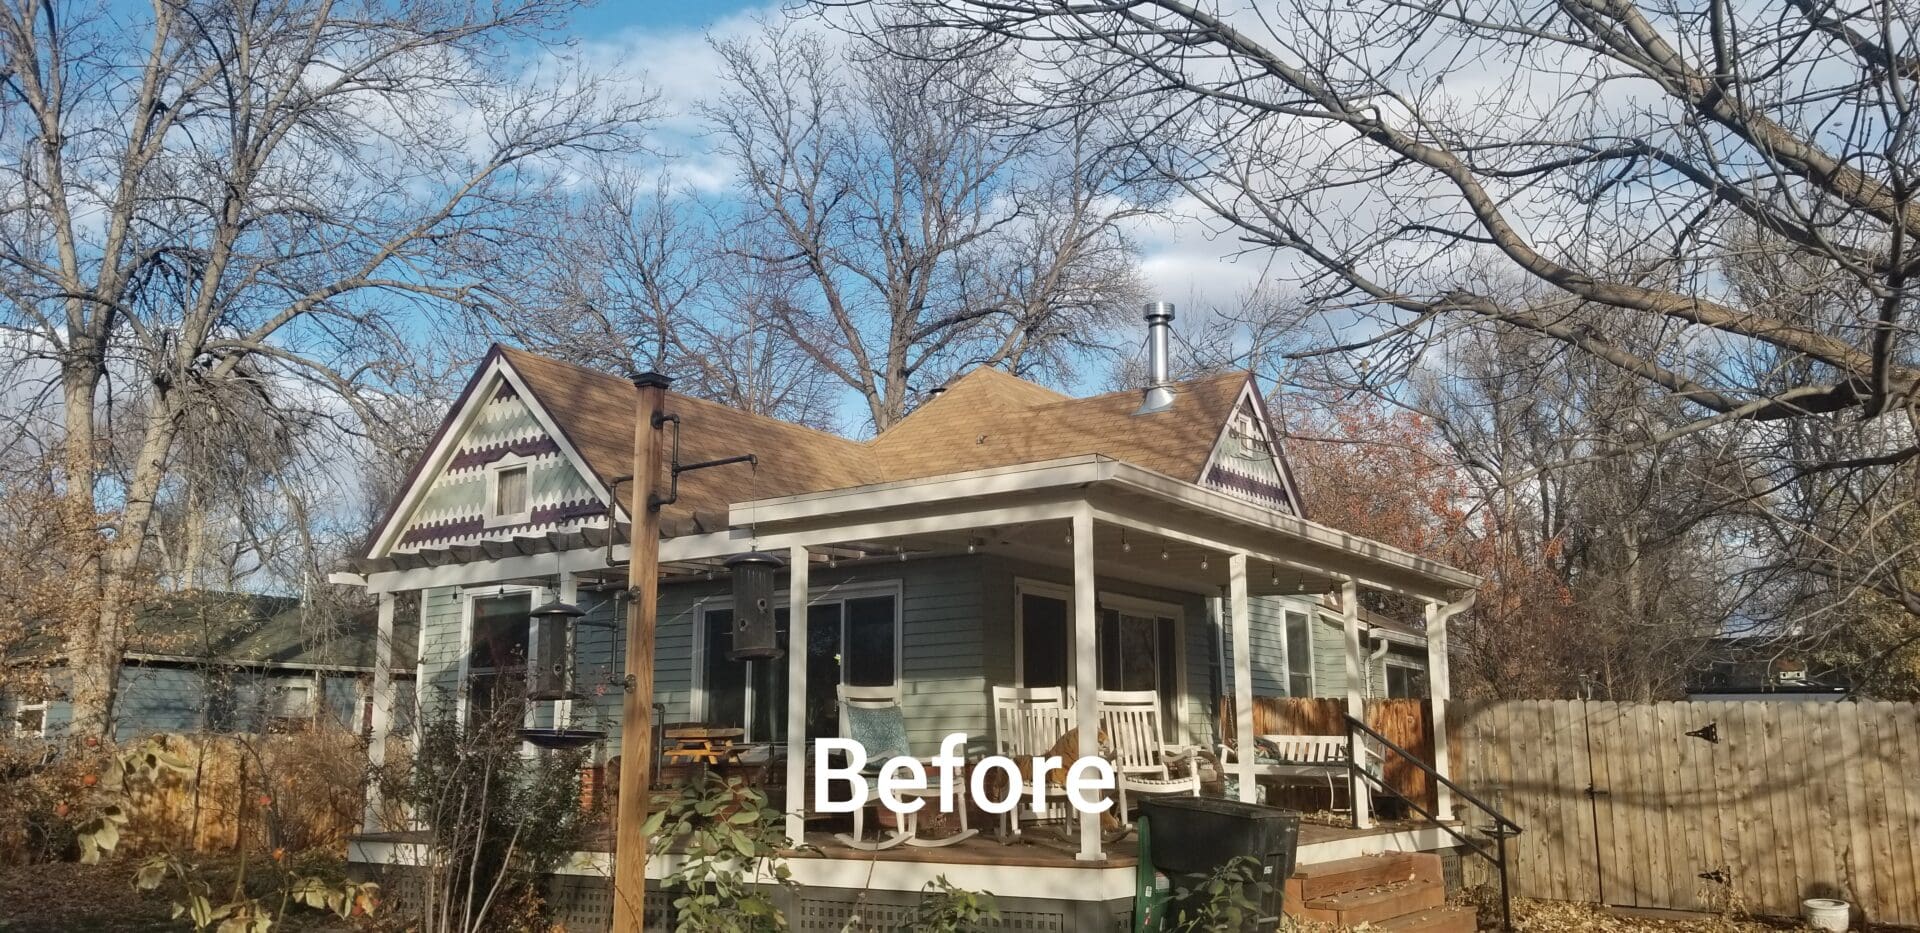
<box><xmin>1426</xmin><ymin>593</ymin><xmax>1473</xmax><ymax>821</ymax></box>
<box><xmin>785</xmin><ymin>545</ymin><xmax>810</xmax><ymax>843</ymax></box>
<box><xmin>1227</xmin><ymin>554</ymin><xmax>1255</xmax><ymax>803</ymax></box>
<box><xmin>1071</xmin><ymin>506</ymin><xmax>1102</xmax><ymax>861</ymax></box>
<box><xmin>363</xmin><ymin>591</ymin><xmax>396</xmax><ymax>833</ymax></box>
<box><xmin>1341</xmin><ymin>580</ymin><xmax>1372</xmax><ymax>829</ymax></box>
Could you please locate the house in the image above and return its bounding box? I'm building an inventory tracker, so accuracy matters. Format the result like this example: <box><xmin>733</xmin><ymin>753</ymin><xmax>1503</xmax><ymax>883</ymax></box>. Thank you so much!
<box><xmin>2</xmin><ymin>592</ymin><xmax>417</xmax><ymax>742</ymax></box>
<box><xmin>1685</xmin><ymin>636</ymin><xmax>1850</xmax><ymax>701</ymax></box>
<box><xmin>332</xmin><ymin>308</ymin><xmax>1484</xmax><ymax>930</ymax></box>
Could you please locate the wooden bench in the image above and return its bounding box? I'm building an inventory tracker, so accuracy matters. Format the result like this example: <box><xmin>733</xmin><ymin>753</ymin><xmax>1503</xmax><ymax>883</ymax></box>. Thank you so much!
<box><xmin>1219</xmin><ymin>734</ymin><xmax>1374</xmax><ymax>814</ymax></box>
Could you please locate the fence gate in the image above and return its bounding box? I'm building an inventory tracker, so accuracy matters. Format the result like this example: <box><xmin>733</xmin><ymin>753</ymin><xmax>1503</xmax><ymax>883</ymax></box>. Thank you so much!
<box><xmin>1450</xmin><ymin>700</ymin><xmax>1920</xmax><ymax>926</ymax></box>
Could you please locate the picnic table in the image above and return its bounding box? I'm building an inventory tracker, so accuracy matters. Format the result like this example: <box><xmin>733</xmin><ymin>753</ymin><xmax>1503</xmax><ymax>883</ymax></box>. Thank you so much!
<box><xmin>661</xmin><ymin>725</ymin><xmax>748</xmax><ymax>765</ymax></box>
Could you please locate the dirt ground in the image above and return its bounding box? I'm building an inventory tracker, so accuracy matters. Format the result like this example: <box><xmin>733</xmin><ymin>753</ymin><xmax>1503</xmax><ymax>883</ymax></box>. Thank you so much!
<box><xmin>0</xmin><ymin>858</ymin><xmax>356</xmax><ymax>933</ymax></box>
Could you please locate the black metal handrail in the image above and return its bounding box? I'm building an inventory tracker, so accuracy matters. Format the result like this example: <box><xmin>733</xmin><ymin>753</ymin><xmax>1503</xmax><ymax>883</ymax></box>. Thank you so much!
<box><xmin>1343</xmin><ymin>713</ymin><xmax>1521</xmax><ymax>932</ymax></box>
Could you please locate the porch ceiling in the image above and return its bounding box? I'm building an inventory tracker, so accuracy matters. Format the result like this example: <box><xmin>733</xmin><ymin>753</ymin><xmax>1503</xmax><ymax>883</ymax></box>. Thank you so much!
<box><xmin>714</xmin><ymin>455</ymin><xmax>1479</xmax><ymax>602</ymax></box>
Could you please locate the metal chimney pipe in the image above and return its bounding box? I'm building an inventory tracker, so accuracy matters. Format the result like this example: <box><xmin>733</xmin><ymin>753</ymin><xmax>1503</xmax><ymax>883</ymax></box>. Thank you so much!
<box><xmin>1138</xmin><ymin>302</ymin><xmax>1177</xmax><ymax>414</ymax></box>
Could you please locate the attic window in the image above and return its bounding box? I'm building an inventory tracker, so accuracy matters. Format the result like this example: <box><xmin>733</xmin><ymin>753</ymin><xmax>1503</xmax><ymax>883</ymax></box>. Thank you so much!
<box><xmin>487</xmin><ymin>458</ymin><xmax>531</xmax><ymax>524</ymax></box>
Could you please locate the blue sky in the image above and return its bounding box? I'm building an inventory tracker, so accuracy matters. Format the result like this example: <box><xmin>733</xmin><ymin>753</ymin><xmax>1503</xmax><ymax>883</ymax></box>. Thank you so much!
<box><xmin>555</xmin><ymin>0</ymin><xmax>1277</xmax><ymax>327</ymax></box>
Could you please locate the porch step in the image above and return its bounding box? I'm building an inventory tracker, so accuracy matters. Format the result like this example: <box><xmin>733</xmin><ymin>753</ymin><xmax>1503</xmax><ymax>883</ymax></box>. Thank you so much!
<box><xmin>1294</xmin><ymin>878</ymin><xmax>1446</xmax><ymax>926</ymax></box>
<box><xmin>1374</xmin><ymin>905</ymin><xmax>1479</xmax><ymax>933</ymax></box>
<box><xmin>1287</xmin><ymin>852</ymin><xmax>1442</xmax><ymax>900</ymax></box>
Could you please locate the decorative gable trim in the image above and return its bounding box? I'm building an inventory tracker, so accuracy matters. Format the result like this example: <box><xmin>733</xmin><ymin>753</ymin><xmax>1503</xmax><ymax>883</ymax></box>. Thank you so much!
<box><xmin>364</xmin><ymin>348</ymin><xmax>623</xmax><ymax>558</ymax></box>
<box><xmin>1197</xmin><ymin>378</ymin><xmax>1304</xmax><ymax>516</ymax></box>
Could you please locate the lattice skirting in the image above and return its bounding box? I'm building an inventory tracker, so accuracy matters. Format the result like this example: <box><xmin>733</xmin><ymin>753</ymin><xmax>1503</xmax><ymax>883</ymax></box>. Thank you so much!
<box><xmin>347</xmin><ymin>863</ymin><xmax>1130</xmax><ymax>932</ymax></box>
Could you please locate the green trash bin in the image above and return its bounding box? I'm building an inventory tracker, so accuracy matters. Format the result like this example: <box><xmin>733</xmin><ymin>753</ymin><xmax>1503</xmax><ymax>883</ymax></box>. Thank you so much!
<box><xmin>1139</xmin><ymin>797</ymin><xmax>1301</xmax><ymax>932</ymax></box>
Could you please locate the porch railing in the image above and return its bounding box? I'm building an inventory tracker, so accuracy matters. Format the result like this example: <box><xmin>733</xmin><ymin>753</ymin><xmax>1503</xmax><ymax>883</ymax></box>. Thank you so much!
<box><xmin>1343</xmin><ymin>713</ymin><xmax>1522</xmax><ymax>932</ymax></box>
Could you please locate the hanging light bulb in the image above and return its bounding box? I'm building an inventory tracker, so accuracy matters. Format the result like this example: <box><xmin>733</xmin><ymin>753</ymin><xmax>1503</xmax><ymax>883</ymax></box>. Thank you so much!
<box><xmin>897</xmin><ymin>546</ymin><xmax>907</xmax><ymax>562</ymax></box>
<box><xmin>1160</xmin><ymin>546</ymin><xmax>1169</xmax><ymax>561</ymax></box>
<box><xmin>1121</xmin><ymin>531</ymin><xmax>1131</xmax><ymax>554</ymax></box>
<box><xmin>1271</xmin><ymin>569</ymin><xmax>1280</xmax><ymax>586</ymax></box>
<box><xmin>966</xmin><ymin>539</ymin><xmax>978</xmax><ymax>554</ymax></box>
<box><xmin>1200</xmin><ymin>556</ymin><xmax>1209</xmax><ymax>571</ymax></box>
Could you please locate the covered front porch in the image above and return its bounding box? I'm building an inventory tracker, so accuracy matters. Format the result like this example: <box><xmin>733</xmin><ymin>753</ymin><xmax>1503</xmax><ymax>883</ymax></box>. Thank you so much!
<box><xmin>340</xmin><ymin>453</ymin><xmax>1479</xmax><ymax>897</ymax></box>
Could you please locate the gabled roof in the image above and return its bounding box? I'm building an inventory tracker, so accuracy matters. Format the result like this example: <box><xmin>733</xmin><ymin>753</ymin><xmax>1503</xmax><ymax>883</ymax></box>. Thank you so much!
<box><xmin>870</xmin><ymin>368</ymin><xmax>1254</xmax><ymax>484</ymax></box>
<box><xmin>365</xmin><ymin>344</ymin><xmax>1295</xmax><ymax>555</ymax></box>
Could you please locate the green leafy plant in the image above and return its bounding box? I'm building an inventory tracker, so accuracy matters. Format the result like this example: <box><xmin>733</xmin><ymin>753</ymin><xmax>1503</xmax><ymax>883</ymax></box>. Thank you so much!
<box><xmin>644</xmin><ymin>772</ymin><xmax>800</xmax><ymax>932</ymax></box>
<box><xmin>131</xmin><ymin>850</ymin><xmax>379</xmax><ymax>932</ymax></box>
<box><xmin>1169</xmin><ymin>855</ymin><xmax>1265</xmax><ymax>933</ymax></box>
<box><xmin>907</xmin><ymin>876</ymin><xmax>999</xmax><ymax>932</ymax></box>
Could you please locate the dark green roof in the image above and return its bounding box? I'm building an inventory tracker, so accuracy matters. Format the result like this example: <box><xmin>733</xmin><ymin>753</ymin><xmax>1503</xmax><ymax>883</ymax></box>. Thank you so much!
<box><xmin>12</xmin><ymin>591</ymin><xmax>414</xmax><ymax>671</ymax></box>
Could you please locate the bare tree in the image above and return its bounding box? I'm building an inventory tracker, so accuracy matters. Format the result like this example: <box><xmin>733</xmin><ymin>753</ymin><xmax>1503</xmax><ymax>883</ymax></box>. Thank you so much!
<box><xmin>708</xmin><ymin>23</ymin><xmax>1146</xmax><ymax>431</ymax></box>
<box><xmin>494</xmin><ymin>171</ymin><xmax>845</xmax><ymax>428</ymax></box>
<box><xmin>0</xmin><ymin>0</ymin><xmax>651</xmax><ymax>738</ymax></box>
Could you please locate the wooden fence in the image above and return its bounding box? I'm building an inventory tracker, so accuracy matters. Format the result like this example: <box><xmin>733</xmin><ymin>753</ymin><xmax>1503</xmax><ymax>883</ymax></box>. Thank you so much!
<box><xmin>1217</xmin><ymin>696</ymin><xmax>1436</xmax><ymax>812</ymax></box>
<box><xmin>123</xmin><ymin>730</ymin><xmax>367</xmax><ymax>855</ymax></box>
<box><xmin>1450</xmin><ymin>700</ymin><xmax>1920</xmax><ymax>926</ymax></box>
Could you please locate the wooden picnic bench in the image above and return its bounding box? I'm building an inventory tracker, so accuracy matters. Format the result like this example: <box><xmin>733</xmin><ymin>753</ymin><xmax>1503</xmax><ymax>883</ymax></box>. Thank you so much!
<box><xmin>1219</xmin><ymin>733</ymin><xmax>1377</xmax><ymax>814</ymax></box>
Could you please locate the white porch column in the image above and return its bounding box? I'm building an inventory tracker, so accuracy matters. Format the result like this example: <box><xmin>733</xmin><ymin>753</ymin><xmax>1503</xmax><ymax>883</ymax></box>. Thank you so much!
<box><xmin>1426</xmin><ymin>593</ymin><xmax>1473</xmax><ymax>821</ymax></box>
<box><xmin>1340</xmin><ymin>580</ymin><xmax>1372</xmax><ymax>828</ymax></box>
<box><xmin>784</xmin><ymin>545</ymin><xmax>810</xmax><ymax>843</ymax></box>
<box><xmin>1227</xmin><ymin>554</ymin><xmax>1255</xmax><ymax>803</ymax></box>
<box><xmin>1071</xmin><ymin>507</ymin><xmax>1102</xmax><ymax>861</ymax></box>
<box><xmin>363</xmin><ymin>591</ymin><xmax>396</xmax><ymax>833</ymax></box>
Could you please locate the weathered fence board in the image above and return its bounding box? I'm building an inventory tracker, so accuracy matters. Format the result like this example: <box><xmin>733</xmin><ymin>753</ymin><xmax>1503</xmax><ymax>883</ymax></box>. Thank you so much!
<box><xmin>1452</xmin><ymin>700</ymin><xmax>1920</xmax><ymax>926</ymax></box>
<box><xmin>1216</xmin><ymin>697</ymin><xmax>1436</xmax><ymax>811</ymax></box>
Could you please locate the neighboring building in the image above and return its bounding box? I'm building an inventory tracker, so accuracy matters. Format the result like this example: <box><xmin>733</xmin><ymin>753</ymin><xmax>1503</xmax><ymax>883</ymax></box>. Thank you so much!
<box><xmin>333</xmin><ymin>318</ymin><xmax>1482</xmax><ymax>929</ymax></box>
<box><xmin>1685</xmin><ymin>636</ymin><xmax>1850</xmax><ymax>701</ymax></box>
<box><xmin>2</xmin><ymin>592</ymin><xmax>417</xmax><ymax>741</ymax></box>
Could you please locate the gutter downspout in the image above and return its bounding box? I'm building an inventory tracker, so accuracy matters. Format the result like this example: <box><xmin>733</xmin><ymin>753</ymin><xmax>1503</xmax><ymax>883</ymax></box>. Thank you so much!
<box><xmin>1365</xmin><ymin>633</ymin><xmax>1390</xmax><ymax>698</ymax></box>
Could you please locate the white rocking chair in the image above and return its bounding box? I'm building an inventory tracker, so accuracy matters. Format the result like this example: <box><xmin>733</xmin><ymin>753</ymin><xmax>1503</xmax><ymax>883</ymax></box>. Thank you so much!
<box><xmin>990</xmin><ymin>685</ymin><xmax>1071</xmax><ymax>840</ymax></box>
<box><xmin>833</xmin><ymin>684</ymin><xmax>979</xmax><ymax>851</ymax></box>
<box><xmin>1096</xmin><ymin>689</ymin><xmax>1202</xmax><ymax>827</ymax></box>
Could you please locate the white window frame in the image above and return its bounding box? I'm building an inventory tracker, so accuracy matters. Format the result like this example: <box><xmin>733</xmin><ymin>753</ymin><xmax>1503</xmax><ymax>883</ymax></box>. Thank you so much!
<box><xmin>483</xmin><ymin>454</ymin><xmax>535</xmax><ymax>527</ymax></box>
<box><xmin>1384</xmin><ymin>658</ymin><xmax>1426</xmax><ymax>698</ymax></box>
<box><xmin>456</xmin><ymin>583</ymin><xmax>543</xmax><ymax>729</ymax></box>
<box><xmin>1012</xmin><ymin>577</ymin><xmax>1188</xmax><ymax>737</ymax></box>
<box><xmin>1283</xmin><ymin>603</ymin><xmax>1317</xmax><ymax>698</ymax></box>
<box><xmin>14</xmin><ymin>696</ymin><xmax>47</xmax><ymax>737</ymax></box>
<box><xmin>692</xmin><ymin>579</ymin><xmax>904</xmax><ymax>738</ymax></box>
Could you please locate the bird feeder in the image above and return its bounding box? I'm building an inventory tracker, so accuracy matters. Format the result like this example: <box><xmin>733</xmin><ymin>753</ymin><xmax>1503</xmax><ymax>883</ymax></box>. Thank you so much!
<box><xmin>528</xmin><ymin>598</ymin><xmax>585</xmax><ymax>700</ymax></box>
<box><xmin>725</xmin><ymin>551</ymin><xmax>785</xmax><ymax>661</ymax></box>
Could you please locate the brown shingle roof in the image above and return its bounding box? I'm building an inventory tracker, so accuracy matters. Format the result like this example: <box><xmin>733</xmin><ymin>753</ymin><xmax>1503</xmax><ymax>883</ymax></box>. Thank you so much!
<box><xmin>491</xmin><ymin>346</ymin><xmax>1257</xmax><ymax>538</ymax></box>
<box><xmin>871</xmin><ymin>369</ymin><xmax>1250</xmax><ymax>483</ymax></box>
<box><xmin>500</xmin><ymin>347</ymin><xmax>877</xmax><ymax>533</ymax></box>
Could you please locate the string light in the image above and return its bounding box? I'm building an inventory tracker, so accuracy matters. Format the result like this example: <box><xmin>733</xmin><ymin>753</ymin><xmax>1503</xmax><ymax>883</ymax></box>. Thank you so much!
<box><xmin>1121</xmin><ymin>531</ymin><xmax>1131</xmax><ymax>554</ymax></box>
<box><xmin>1200</xmin><ymin>556</ymin><xmax>1209</xmax><ymax>571</ymax></box>
<box><xmin>1160</xmin><ymin>546</ymin><xmax>1169</xmax><ymax>561</ymax></box>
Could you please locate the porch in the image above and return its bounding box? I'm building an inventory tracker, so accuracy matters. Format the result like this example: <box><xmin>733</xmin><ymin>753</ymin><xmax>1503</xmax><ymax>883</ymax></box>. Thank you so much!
<box><xmin>341</xmin><ymin>455</ymin><xmax>1480</xmax><ymax>857</ymax></box>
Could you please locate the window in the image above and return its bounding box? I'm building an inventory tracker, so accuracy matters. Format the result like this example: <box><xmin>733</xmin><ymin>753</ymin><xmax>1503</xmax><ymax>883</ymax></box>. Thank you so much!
<box><xmin>700</xmin><ymin>592</ymin><xmax>897</xmax><ymax>744</ymax></box>
<box><xmin>1386</xmin><ymin>663</ymin><xmax>1427</xmax><ymax>698</ymax></box>
<box><xmin>1284</xmin><ymin>610</ymin><xmax>1313</xmax><ymax>697</ymax></box>
<box><xmin>468</xmin><ymin>592</ymin><xmax>531</xmax><ymax>726</ymax></box>
<box><xmin>1016</xmin><ymin>584</ymin><xmax>1183</xmax><ymax>740</ymax></box>
<box><xmin>486</xmin><ymin>459</ymin><xmax>531</xmax><ymax>525</ymax></box>
<box><xmin>13</xmin><ymin>698</ymin><xmax>46</xmax><ymax>737</ymax></box>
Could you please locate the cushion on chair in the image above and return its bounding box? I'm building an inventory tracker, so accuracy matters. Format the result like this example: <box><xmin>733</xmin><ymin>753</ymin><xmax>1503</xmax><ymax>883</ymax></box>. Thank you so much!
<box><xmin>845</xmin><ymin>704</ymin><xmax>912</xmax><ymax>770</ymax></box>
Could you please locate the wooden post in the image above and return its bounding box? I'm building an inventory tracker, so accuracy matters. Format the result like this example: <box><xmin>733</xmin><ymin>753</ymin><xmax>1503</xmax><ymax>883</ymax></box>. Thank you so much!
<box><xmin>363</xmin><ymin>591</ymin><xmax>395</xmax><ymax>832</ymax></box>
<box><xmin>1071</xmin><ymin>506</ymin><xmax>1102</xmax><ymax>861</ymax></box>
<box><xmin>1341</xmin><ymin>580</ymin><xmax>1371</xmax><ymax>829</ymax></box>
<box><xmin>1228</xmin><ymin>554</ymin><xmax>1255</xmax><ymax>803</ymax></box>
<box><xmin>613</xmin><ymin>372</ymin><xmax>671</xmax><ymax>933</ymax></box>
<box><xmin>784</xmin><ymin>544</ymin><xmax>809</xmax><ymax>843</ymax></box>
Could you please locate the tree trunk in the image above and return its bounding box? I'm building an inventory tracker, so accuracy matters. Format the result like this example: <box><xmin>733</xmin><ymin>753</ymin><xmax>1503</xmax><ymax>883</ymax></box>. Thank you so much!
<box><xmin>66</xmin><ymin>386</ymin><xmax>181</xmax><ymax>740</ymax></box>
<box><xmin>57</xmin><ymin>354</ymin><xmax>114</xmax><ymax>739</ymax></box>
